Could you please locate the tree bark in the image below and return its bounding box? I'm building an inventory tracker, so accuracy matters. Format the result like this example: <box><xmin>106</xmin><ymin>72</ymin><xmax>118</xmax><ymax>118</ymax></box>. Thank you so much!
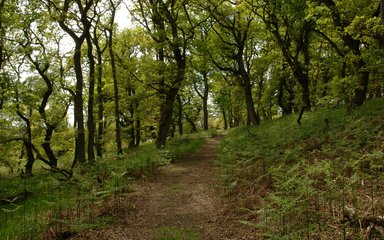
<box><xmin>135</xmin><ymin>112</ymin><xmax>141</xmax><ymax>147</ymax></box>
<box><xmin>95</xmin><ymin>40</ymin><xmax>105</xmax><ymax>158</ymax></box>
<box><xmin>193</xmin><ymin>73</ymin><xmax>210</xmax><ymax>130</ymax></box>
<box><xmin>41</xmin><ymin>126</ymin><xmax>57</xmax><ymax>168</ymax></box>
<box><xmin>137</xmin><ymin>0</ymin><xmax>189</xmax><ymax>147</ymax></box>
<box><xmin>277</xmin><ymin>76</ymin><xmax>293</xmax><ymax>115</ymax></box>
<box><xmin>156</xmin><ymin>88</ymin><xmax>178</xmax><ymax>148</ymax></box>
<box><xmin>222</xmin><ymin>108</ymin><xmax>228</xmax><ymax>129</ymax></box>
<box><xmin>107</xmin><ymin>7</ymin><xmax>122</xmax><ymax>155</ymax></box>
<box><xmin>156</xmin><ymin>54</ymin><xmax>186</xmax><ymax>147</ymax></box>
<box><xmin>353</xmin><ymin>59</ymin><xmax>370</xmax><ymax>105</ymax></box>
<box><xmin>177</xmin><ymin>94</ymin><xmax>183</xmax><ymax>135</ymax></box>
<box><xmin>128</xmin><ymin>88</ymin><xmax>136</xmax><ymax>148</ymax></box>
<box><xmin>185</xmin><ymin>114</ymin><xmax>198</xmax><ymax>133</ymax></box>
<box><xmin>293</xmin><ymin>66</ymin><xmax>311</xmax><ymax>110</ymax></box>
<box><xmin>54</xmin><ymin>0</ymin><xmax>94</xmax><ymax>166</ymax></box>
<box><xmin>73</xmin><ymin>41</ymin><xmax>86</xmax><ymax>165</ymax></box>
<box><xmin>0</xmin><ymin>0</ymin><xmax>4</xmax><ymax>73</ymax></box>
<box><xmin>242</xmin><ymin>76</ymin><xmax>260</xmax><ymax>126</ymax></box>
<box><xmin>23</xmin><ymin>139</ymin><xmax>35</xmax><ymax>175</ymax></box>
<box><xmin>92</xmin><ymin>21</ymin><xmax>108</xmax><ymax>158</ymax></box>
<box><xmin>229</xmin><ymin>110</ymin><xmax>235</xmax><ymax>128</ymax></box>
<box><xmin>16</xmin><ymin>104</ymin><xmax>34</xmax><ymax>175</ymax></box>
<box><xmin>157</xmin><ymin>4</ymin><xmax>186</xmax><ymax>147</ymax></box>
<box><xmin>26</xmin><ymin>52</ymin><xmax>60</xmax><ymax>168</ymax></box>
<box><xmin>0</xmin><ymin>0</ymin><xmax>4</xmax><ymax>110</ymax></box>
<box><xmin>203</xmin><ymin>76</ymin><xmax>209</xmax><ymax>130</ymax></box>
<box><xmin>169</xmin><ymin>124</ymin><xmax>175</xmax><ymax>138</ymax></box>
<box><xmin>237</xmin><ymin>42</ymin><xmax>260</xmax><ymax>126</ymax></box>
<box><xmin>86</xmin><ymin>34</ymin><xmax>96</xmax><ymax>162</ymax></box>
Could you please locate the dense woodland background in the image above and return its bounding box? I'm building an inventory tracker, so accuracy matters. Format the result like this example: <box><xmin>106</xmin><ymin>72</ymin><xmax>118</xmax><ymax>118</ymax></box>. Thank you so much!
<box><xmin>0</xmin><ymin>0</ymin><xmax>383</xmax><ymax>174</ymax></box>
<box><xmin>0</xmin><ymin>0</ymin><xmax>384</xmax><ymax>239</ymax></box>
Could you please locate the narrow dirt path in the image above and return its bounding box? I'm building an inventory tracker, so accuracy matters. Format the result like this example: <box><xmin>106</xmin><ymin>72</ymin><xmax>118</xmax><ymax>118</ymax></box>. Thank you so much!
<box><xmin>73</xmin><ymin>137</ymin><xmax>255</xmax><ymax>239</ymax></box>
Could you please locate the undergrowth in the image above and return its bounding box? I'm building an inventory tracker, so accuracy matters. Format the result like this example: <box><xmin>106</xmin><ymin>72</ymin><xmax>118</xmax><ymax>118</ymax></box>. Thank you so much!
<box><xmin>0</xmin><ymin>135</ymin><xmax>205</xmax><ymax>239</ymax></box>
<box><xmin>218</xmin><ymin>98</ymin><xmax>384</xmax><ymax>239</ymax></box>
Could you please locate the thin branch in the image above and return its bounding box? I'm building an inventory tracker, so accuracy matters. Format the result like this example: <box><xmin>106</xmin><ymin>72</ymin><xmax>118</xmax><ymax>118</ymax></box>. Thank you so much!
<box><xmin>313</xmin><ymin>28</ymin><xmax>345</xmax><ymax>57</ymax></box>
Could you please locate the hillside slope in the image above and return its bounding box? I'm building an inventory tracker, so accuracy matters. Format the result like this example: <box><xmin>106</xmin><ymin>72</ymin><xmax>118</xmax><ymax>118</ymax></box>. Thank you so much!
<box><xmin>218</xmin><ymin>98</ymin><xmax>384</xmax><ymax>239</ymax></box>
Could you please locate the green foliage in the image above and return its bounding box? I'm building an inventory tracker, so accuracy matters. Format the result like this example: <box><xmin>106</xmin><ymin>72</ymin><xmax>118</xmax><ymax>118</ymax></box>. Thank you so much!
<box><xmin>218</xmin><ymin>98</ymin><xmax>384</xmax><ymax>239</ymax></box>
<box><xmin>1</xmin><ymin>0</ymin><xmax>384</xmax><ymax>237</ymax></box>
<box><xmin>165</xmin><ymin>135</ymin><xmax>205</xmax><ymax>161</ymax></box>
<box><xmin>0</xmin><ymin>135</ymin><xmax>205</xmax><ymax>239</ymax></box>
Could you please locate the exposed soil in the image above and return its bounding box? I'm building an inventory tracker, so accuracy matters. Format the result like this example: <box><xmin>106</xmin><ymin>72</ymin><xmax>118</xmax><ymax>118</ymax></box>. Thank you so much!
<box><xmin>71</xmin><ymin>137</ymin><xmax>256</xmax><ymax>240</ymax></box>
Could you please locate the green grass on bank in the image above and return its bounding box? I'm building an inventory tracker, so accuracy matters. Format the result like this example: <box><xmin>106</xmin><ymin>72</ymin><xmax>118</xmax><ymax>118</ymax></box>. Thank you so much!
<box><xmin>218</xmin><ymin>98</ymin><xmax>384</xmax><ymax>239</ymax></box>
<box><xmin>0</xmin><ymin>134</ymin><xmax>205</xmax><ymax>240</ymax></box>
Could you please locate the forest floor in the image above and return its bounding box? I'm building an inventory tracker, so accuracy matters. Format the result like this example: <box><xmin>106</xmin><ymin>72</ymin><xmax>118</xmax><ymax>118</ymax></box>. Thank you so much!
<box><xmin>71</xmin><ymin>136</ymin><xmax>256</xmax><ymax>240</ymax></box>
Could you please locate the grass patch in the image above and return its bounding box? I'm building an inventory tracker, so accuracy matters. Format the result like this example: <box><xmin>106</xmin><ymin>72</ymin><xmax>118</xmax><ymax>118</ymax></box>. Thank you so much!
<box><xmin>160</xmin><ymin>135</ymin><xmax>205</xmax><ymax>163</ymax></box>
<box><xmin>0</xmin><ymin>134</ymin><xmax>206</xmax><ymax>239</ymax></box>
<box><xmin>218</xmin><ymin>98</ymin><xmax>384</xmax><ymax>239</ymax></box>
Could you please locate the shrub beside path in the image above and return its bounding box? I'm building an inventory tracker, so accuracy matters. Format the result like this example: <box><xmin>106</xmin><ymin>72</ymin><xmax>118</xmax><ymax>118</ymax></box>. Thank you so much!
<box><xmin>72</xmin><ymin>136</ymin><xmax>256</xmax><ymax>239</ymax></box>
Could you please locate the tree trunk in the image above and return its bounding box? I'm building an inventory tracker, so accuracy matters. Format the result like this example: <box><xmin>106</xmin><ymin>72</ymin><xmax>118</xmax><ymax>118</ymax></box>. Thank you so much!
<box><xmin>352</xmin><ymin>59</ymin><xmax>369</xmax><ymax>106</ymax></box>
<box><xmin>73</xmin><ymin>42</ymin><xmax>86</xmax><ymax>165</ymax></box>
<box><xmin>277</xmin><ymin>77</ymin><xmax>293</xmax><ymax>115</ymax></box>
<box><xmin>193</xmin><ymin>73</ymin><xmax>209</xmax><ymax>130</ymax></box>
<box><xmin>86</xmin><ymin>35</ymin><xmax>95</xmax><ymax>163</ymax></box>
<box><xmin>231</xmin><ymin>109</ymin><xmax>240</xmax><ymax>127</ymax></box>
<box><xmin>222</xmin><ymin>108</ymin><xmax>228</xmax><ymax>129</ymax></box>
<box><xmin>42</xmin><ymin>126</ymin><xmax>57</xmax><ymax>168</ymax></box>
<box><xmin>135</xmin><ymin>113</ymin><xmax>141</xmax><ymax>147</ymax></box>
<box><xmin>27</xmin><ymin>53</ymin><xmax>60</xmax><ymax>168</ymax></box>
<box><xmin>185</xmin><ymin>115</ymin><xmax>198</xmax><ymax>133</ymax></box>
<box><xmin>23</xmin><ymin>140</ymin><xmax>35</xmax><ymax>175</ymax></box>
<box><xmin>340</xmin><ymin>61</ymin><xmax>347</xmax><ymax>78</ymax></box>
<box><xmin>23</xmin><ymin>124</ymin><xmax>34</xmax><ymax>175</ymax></box>
<box><xmin>292</xmin><ymin>67</ymin><xmax>311</xmax><ymax>125</ymax></box>
<box><xmin>0</xmin><ymin>0</ymin><xmax>4</xmax><ymax>75</ymax></box>
<box><xmin>156</xmin><ymin>37</ymin><xmax>185</xmax><ymax>147</ymax></box>
<box><xmin>105</xmin><ymin>0</ymin><xmax>122</xmax><ymax>155</ymax></box>
<box><xmin>141</xmin><ymin>0</ymin><xmax>187</xmax><ymax>148</ymax></box>
<box><xmin>298</xmin><ymin>72</ymin><xmax>311</xmax><ymax>110</ymax></box>
<box><xmin>96</xmin><ymin>47</ymin><xmax>104</xmax><ymax>158</ymax></box>
<box><xmin>379</xmin><ymin>0</ymin><xmax>384</xmax><ymax>49</ymax></box>
<box><xmin>92</xmin><ymin>18</ymin><xmax>107</xmax><ymax>159</ymax></box>
<box><xmin>242</xmin><ymin>77</ymin><xmax>260</xmax><ymax>126</ymax></box>
<box><xmin>108</xmin><ymin>30</ymin><xmax>122</xmax><ymax>155</ymax></box>
<box><xmin>177</xmin><ymin>94</ymin><xmax>183</xmax><ymax>135</ymax></box>
<box><xmin>156</xmin><ymin>89</ymin><xmax>178</xmax><ymax>148</ymax></box>
<box><xmin>229</xmin><ymin>110</ymin><xmax>234</xmax><ymax>128</ymax></box>
<box><xmin>128</xmin><ymin>88</ymin><xmax>135</xmax><ymax>148</ymax></box>
<box><xmin>346</xmin><ymin>47</ymin><xmax>369</xmax><ymax>107</ymax></box>
<box><xmin>238</xmin><ymin>53</ymin><xmax>260</xmax><ymax>126</ymax></box>
<box><xmin>374</xmin><ymin>69</ymin><xmax>383</xmax><ymax>97</ymax></box>
<box><xmin>170</xmin><ymin>124</ymin><xmax>175</xmax><ymax>138</ymax></box>
<box><xmin>55</xmin><ymin>0</ymin><xmax>93</xmax><ymax>167</ymax></box>
<box><xmin>16</xmin><ymin>105</ymin><xmax>35</xmax><ymax>175</ymax></box>
<box><xmin>0</xmin><ymin>0</ymin><xmax>4</xmax><ymax>110</ymax></box>
<box><xmin>202</xmin><ymin>76</ymin><xmax>209</xmax><ymax>131</ymax></box>
<box><xmin>156</xmin><ymin>54</ymin><xmax>185</xmax><ymax>147</ymax></box>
